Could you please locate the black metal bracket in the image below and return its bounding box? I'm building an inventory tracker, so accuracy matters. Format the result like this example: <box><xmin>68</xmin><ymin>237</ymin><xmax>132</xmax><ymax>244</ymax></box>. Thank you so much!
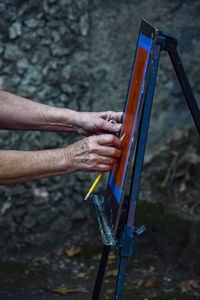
<box><xmin>157</xmin><ymin>30</ymin><xmax>178</xmax><ymax>51</ymax></box>
<box><xmin>122</xmin><ymin>225</ymin><xmax>145</xmax><ymax>258</ymax></box>
<box><xmin>117</xmin><ymin>225</ymin><xmax>145</xmax><ymax>258</ymax></box>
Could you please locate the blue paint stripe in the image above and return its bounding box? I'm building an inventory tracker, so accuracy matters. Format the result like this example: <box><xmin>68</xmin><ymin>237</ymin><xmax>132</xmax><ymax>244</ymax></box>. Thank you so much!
<box><xmin>109</xmin><ymin>33</ymin><xmax>153</xmax><ymax>204</ymax></box>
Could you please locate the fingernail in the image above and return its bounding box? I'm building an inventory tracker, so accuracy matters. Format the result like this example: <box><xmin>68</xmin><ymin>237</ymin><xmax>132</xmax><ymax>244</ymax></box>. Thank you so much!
<box><xmin>120</xmin><ymin>133</ymin><xmax>126</xmax><ymax>146</ymax></box>
<box><xmin>117</xmin><ymin>124</ymin><xmax>121</xmax><ymax>131</ymax></box>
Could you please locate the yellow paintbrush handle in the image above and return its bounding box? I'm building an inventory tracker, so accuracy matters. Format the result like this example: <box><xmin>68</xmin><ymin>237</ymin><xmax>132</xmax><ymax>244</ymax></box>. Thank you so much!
<box><xmin>84</xmin><ymin>172</ymin><xmax>103</xmax><ymax>200</ymax></box>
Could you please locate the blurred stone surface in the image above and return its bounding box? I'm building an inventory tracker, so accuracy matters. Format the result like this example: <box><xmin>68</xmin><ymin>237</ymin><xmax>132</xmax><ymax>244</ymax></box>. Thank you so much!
<box><xmin>0</xmin><ymin>0</ymin><xmax>199</xmax><ymax>250</ymax></box>
<box><xmin>9</xmin><ymin>21</ymin><xmax>22</xmax><ymax>39</ymax></box>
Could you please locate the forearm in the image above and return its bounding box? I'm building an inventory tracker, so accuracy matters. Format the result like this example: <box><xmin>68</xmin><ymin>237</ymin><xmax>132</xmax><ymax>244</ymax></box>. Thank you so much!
<box><xmin>0</xmin><ymin>133</ymin><xmax>123</xmax><ymax>185</ymax></box>
<box><xmin>0</xmin><ymin>148</ymin><xmax>70</xmax><ymax>184</ymax></box>
<box><xmin>0</xmin><ymin>91</ymin><xmax>79</xmax><ymax>132</ymax></box>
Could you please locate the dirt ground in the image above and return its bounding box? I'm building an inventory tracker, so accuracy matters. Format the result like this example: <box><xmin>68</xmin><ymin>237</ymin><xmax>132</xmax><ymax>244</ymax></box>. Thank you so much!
<box><xmin>0</xmin><ymin>198</ymin><xmax>200</xmax><ymax>300</ymax></box>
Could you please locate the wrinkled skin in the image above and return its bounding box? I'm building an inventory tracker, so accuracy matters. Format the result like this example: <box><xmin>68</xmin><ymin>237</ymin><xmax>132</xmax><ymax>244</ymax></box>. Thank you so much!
<box><xmin>66</xmin><ymin>134</ymin><xmax>122</xmax><ymax>173</ymax></box>
<box><xmin>0</xmin><ymin>92</ymin><xmax>123</xmax><ymax>184</ymax></box>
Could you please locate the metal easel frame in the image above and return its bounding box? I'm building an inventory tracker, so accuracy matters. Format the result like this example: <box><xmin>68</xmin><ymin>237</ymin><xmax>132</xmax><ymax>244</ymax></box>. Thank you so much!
<box><xmin>92</xmin><ymin>29</ymin><xmax>200</xmax><ymax>300</ymax></box>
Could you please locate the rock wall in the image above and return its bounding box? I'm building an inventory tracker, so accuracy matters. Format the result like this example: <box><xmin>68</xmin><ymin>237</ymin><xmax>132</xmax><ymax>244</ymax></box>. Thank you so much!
<box><xmin>0</xmin><ymin>0</ymin><xmax>199</xmax><ymax>250</ymax></box>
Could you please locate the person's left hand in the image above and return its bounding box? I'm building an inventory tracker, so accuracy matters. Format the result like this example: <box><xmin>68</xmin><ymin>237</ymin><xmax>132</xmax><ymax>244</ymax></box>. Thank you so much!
<box><xmin>74</xmin><ymin>111</ymin><xmax>123</xmax><ymax>136</ymax></box>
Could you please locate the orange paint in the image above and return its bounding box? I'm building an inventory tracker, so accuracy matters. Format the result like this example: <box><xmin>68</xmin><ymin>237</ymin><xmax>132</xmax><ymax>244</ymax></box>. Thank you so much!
<box><xmin>113</xmin><ymin>46</ymin><xmax>148</xmax><ymax>190</ymax></box>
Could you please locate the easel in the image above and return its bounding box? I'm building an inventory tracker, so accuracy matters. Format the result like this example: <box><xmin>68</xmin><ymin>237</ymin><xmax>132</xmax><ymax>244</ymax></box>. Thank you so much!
<box><xmin>92</xmin><ymin>29</ymin><xmax>200</xmax><ymax>300</ymax></box>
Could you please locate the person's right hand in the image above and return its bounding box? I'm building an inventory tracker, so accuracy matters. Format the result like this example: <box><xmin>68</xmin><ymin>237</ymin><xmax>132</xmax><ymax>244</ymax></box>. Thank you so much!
<box><xmin>65</xmin><ymin>134</ymin><xmax>122</xmax><ymax>173</ymax></box>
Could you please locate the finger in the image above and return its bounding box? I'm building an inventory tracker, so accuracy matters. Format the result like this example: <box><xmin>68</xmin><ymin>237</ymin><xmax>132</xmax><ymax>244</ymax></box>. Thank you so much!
<box><xmin>99</xmin><ymin>111</ymin><xmax>123</xmax><ymax>123</ymax></box>
<box><xmin>95</xmin><ymin>134</ymin><xmax>125</xmax><ymax>158</ymax></box>
<box><xmin>94</xmin><ymin>146</ymin><xmax>122</xmax><ymax>158</ymax></box>
<box><xmin>97</xmin><ymin>164</ymin><xmax>114</xmax><ymax>172</ymax></box>
<box><xmin>87</xmin><ymin>156</ymin><xmax>118</xmax><ymax>172</ymax></box>
<box><xmin>96</xmin><ymin>118</ymin><xmax>122</xmax><ymax>133</ymax></box>
<box><xmin>96</xmin><ymin>158</ymin><xmax>121</xmax><ymax>171</ymax></box>
<box><xmin>96</xmin><ymin>134</ymin><xmax>122</xmax><ymax>149</ymax></box>
<box><xmin>110</xmin><ymin>112</ymin><xmax>124</xmax><ymax>124</ymax></box>
<box><xmin>94</xmin><ymin>156</ymin><xmax>119</xmax><ymax>165</ymax></box>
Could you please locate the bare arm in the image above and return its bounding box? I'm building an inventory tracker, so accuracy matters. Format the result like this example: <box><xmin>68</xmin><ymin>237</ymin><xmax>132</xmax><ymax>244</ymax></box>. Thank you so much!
<box><xmin>0</xmin><ymin>91</ymin><xmax>123</xmax><ymax>134</ymax></box>
<box><xmin>0</xmin><ymin>148</ymin><xmax>67</xmax><ymax>184</ymax></box>
<box><xmin>0</xmin><ymin>91</ymin><xmax>79</xmax><ymax>132</ymax></box>
<box><xmin>0</xmin><ymin>134</ymin><xmax>122</xmax><ymax>185</ymax></box>
<box><xmin>0</xmin><ymin>91</ymin><xmax>123</xmax><ymax>185</ymax></box>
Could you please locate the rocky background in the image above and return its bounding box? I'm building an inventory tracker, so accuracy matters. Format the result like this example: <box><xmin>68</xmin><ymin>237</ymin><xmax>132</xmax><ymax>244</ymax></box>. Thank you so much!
<box><xmin>0</xmin><ymin>0</ymin><xmax>200</xmax><ymax>252</ymax></box>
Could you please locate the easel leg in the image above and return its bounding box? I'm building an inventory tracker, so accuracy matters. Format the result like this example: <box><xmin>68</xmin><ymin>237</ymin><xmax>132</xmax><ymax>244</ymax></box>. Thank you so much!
<box><xmin>159</xmin><ymin>33</ymin><xmax>200</xmax><ymax>134</ymax></box>
<box><xmin>168</xmin><ymin>47</ymin><xmax>200</xmax><ymax>134</ymax></box>
<box><xmin>114</xmin><ymin>256</ymin><xmax>128</xmax><ymax>300</ymax></box>
<box><xmin>92</xmin><ymin>245</ymin><xmax>110</xmax><ymax>300</ymax></box>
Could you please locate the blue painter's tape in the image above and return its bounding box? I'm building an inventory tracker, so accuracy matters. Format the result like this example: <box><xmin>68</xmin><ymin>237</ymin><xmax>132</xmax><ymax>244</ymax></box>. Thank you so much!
<box><xmin>109</xmin><ymin>172</ymin><xmax>121</xmax><ymax>201</ymax></box>
<box><xmin>139</xmin><ymin>34</ymin><xmax>153</xmax><ymax>52</ymax></box>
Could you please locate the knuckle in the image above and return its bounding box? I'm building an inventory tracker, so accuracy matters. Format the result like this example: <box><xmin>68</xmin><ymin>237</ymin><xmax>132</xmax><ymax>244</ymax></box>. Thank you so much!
<box><xmin>89</xmin><ymin>142</ymin><xmax>98</xmax><ymax>154</ymax></box>
<box><xmin>87</xmin><ymin>137</ymin><xmax>95</xmax><ymax>151</ymax></box>
<box><xmin>89</xmin><ymin>153</ymin><xmax>96</xmax><ymax>163</ymax></box>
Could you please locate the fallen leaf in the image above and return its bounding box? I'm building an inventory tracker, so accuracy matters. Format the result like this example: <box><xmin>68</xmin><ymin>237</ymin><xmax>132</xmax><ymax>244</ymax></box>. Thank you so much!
<box><xmin>53</xmin><ymin>287</ymin><xmax>83</xmax><ymax>295</ymax></box>
<box><xmin>108</xmin><ymin>253</ymin><xmax>116</xmax><ymax>260</ymax></box>
<box><xmin>178</xmin><ymin>280</ymin><xmax>200</xmax><ymax>292</ymax></box>
<box><xmin>66</xmin><ymin>246</ymin><xmax>81</xmax><ymax>257</ymax></box>
<box><xmin>144</xmin><ymin>279</ymin><xmax>156</xmax><ymax>288</ymax></box>
<box><xmin>76</xmin><ymin>272</ymin><xmax>87</xmax><ymax>278</ymax></box>
<box><xmin>105</xmin><ymin>269</ymin><xmax>118</xmax><ymax>277</ymax></box>
<box><xmin>93</xmin><ymin>252</ymin><xmax>116</xmax><ymax>262</ymax></box>
<box><xmin>136</xmin><ymin>279</ymin><xmax>144</xmax><ymax>286</ymax></box>
<box><xmin>108</xmin><ymin>254</ymin><xmax>116</xmax><ymax>265</ymax></box>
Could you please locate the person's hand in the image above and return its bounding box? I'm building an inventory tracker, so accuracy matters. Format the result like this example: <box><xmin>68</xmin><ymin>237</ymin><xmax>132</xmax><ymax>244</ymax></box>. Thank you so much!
<box><xmin>73</xmin><ymin>111</ymin><xmax>123</xmax><ymax>136</ymax></box>
<box><xmin>65</xmin><ymin>134</ymin><xmax>122</xmax><ymax>172</ymax></box>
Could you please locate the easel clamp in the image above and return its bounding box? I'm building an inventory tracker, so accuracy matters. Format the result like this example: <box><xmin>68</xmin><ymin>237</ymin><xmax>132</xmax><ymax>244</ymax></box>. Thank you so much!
<box><xmin>119</xmin><ymin>225</ymin><xmax>145</xmax><ymax>258</ymax></box>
